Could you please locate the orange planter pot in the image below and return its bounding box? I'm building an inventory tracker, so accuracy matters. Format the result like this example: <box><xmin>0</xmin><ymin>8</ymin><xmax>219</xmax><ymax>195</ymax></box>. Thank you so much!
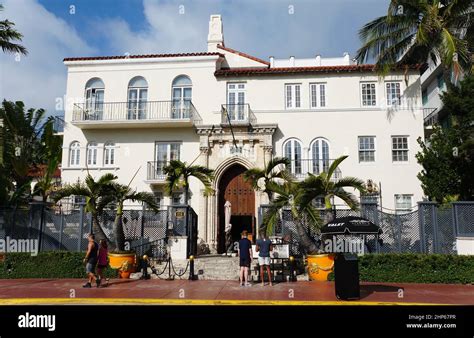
<box><xmin>306</xmin><ymin>254</ymin><xmax>335</xmax><ymax>281</ymax></box>
<box><xmin>108</xmin><ymin>253</ymin><xmax>136</xmax><ymax>279</ymax></box>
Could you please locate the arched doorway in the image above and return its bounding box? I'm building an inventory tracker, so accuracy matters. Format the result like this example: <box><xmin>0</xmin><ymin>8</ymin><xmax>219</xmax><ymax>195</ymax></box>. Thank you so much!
<box><xmin>217</xmin><ymin>164</ymin><xmax>255</xmax><ymax>253</ymax></box>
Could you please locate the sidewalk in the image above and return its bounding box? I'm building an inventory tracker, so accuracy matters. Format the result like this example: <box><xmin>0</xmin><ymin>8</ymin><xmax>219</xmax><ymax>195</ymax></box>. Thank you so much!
<box><xmin>0</xmin><ymin>279</ymin><xmax>472</xmax><ymax>305</ymax></box>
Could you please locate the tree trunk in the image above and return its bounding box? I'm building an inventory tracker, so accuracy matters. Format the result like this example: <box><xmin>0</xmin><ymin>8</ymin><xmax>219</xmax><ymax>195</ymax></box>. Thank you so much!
<box><xmin>294</xmin><ymin>218</ymin><xmax>318</xmax><ymax>254</ymax></box>
<box><xmin>113</xmin><ymin>204</ymin><xmax>125</xmax><ymax>251</ymax></box>
<box><xmin>92</xmin><ymin>213</ymin><xmax>110</xmax><ymax>245</ymax></box>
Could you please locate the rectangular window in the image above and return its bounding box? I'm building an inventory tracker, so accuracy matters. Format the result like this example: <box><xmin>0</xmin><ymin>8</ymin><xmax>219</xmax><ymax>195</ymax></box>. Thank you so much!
<box><xmin>310</xmin><ymin>83</ymin><xmax>326</xmax><ymax>108</ymax></box>
<box><xmin>392</xmin><ymin>136</ymin><xmax>409</xmax><ymax>162</ymax></box>
<box><xmin>437</xmin><ymin>74</ymin><xmax>445</xmax><ymax>90</ymax></box>
<box><xmin>386</xmin><ymin>82</ymin><xmax>401</xmax><ymax>106</ymax></box>
<box><xmin>395</xmin><ymin>194</ymin><xmax>413</xmax><ymax>214</ymax></box>
<box><xmin>155</xmin><ymin>142</ymin><xmax>180</xmax><ymax>175</ymax></box>
<box><xmin>358</xmin><ymin>136</ymin><xmax>376</xmax><ymax>162</ymax></box>
<box><xmin>227</xmin><ymin>82</ymin><xmax>246</xmax><ymax>121</ymax></box>
<box><xmin>153</xmin><ymin>192</ymin><xmax>163</xmax><ymax>207</ymax></box>
<box><xmin>422</xmin><ymin>89</ymin><xmax>428</xmax><ymax>105</ymax></box>
<box><xmin>172</xmin><ymin>192</ymin><xmax>184</xmax><ymax>205</ymax></box>
<box><xmin>361</xmin><ymin>82</ymin><xmax>377</xmax><ymax>106</ymax></box>
<box><xmin>285</xmin><ymin>84</ymin><xmax>301</xmax><ymax>109</ymax></box>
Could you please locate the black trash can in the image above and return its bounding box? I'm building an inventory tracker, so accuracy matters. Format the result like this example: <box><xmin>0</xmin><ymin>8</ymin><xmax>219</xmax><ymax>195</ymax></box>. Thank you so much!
<box><xmin>334</xmin><ymin>253</ymin><xmax>360</xmax><ymax>300</ymax></box>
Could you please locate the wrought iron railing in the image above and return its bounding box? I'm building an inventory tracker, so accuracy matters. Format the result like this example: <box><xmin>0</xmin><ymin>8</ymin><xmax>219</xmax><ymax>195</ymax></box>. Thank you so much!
<box><xmin>423</xmin><ymin>107</ymin><xmax>438</xmax><ymax>127</ymax></box>
<box><xmin>52</xmin><ymin>115</ymin><xmax>65</xmax><ymax>133</ymax></box>
<box><xmin>284</xmin><ymin>158</ymin><xmax>340</xmax><ymax>179</ymax></box>
<box><xmin>72</xmin><ymin>100</ymin><xmax>202</xmax><ymax>125</ymax></box>
<box><xmin>147</xmin><ymin>161</ymin><xmax>170</xmax><ymax>181</ymax></box>
<box><xmin>221</xmin><ymin>104</ymin><xmax>256</xmax><ymax>125</ymax></box>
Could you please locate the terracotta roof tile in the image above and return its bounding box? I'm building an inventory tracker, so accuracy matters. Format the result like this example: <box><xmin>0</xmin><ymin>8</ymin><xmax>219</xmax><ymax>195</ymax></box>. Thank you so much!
<box><xmin>215</xmin><ymin>64</ymin><xmax>423</xmax><ymax>76</ymax></box>
<box><xmin>64</xmin><ymin>52</ymin><xmax>224</xmax><ymax>62</ymax></box>
<box><xmin>217</xmin><ymin>45</ymin><xmax>270</xmax><ymax>66</ymax></box>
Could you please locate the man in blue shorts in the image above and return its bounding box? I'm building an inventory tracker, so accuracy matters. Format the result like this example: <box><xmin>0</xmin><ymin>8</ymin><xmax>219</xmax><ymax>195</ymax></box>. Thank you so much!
<box><xmin>238</xmin><ymin>230</ymin><xmax>252</xmax><ymax>287</ymax></box>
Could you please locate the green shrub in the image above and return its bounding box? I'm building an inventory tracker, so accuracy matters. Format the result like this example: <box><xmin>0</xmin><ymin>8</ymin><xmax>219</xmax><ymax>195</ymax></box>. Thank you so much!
<box><xmin>0</xmin><ymin>252</ymin><xmax>117</xmax><ymax>279</ymax></box>
<box><xmin>326</xmin><ymin>254</ymin><xmax>474</xmax><ymax>284</ymax></box>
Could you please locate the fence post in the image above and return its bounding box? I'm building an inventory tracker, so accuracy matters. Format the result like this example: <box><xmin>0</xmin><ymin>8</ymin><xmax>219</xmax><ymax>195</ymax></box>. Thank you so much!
<box><xmin>58</xmin><ymin>212</ymin><xmax>64</xmax><ymax>250</ymax></box>
<box><xmin>452</xmin><ymin>203</ymin><xmax>459</xmax><ymax>237</ymax></box>
<box><xmin>431</xmin><ymin>203</ymin><xmax>439</xmax><ymax>254</ymax></box>
<box><xmin>397</xmin><ymin>214</ymin><xmax>402</xmax><ymax>253</ymax></box>
<box><xmin>78</xmin><ymin>203</ymin><xmax>85</xmax><ymax>252</ymax></box>
<box><xmin>87</xmin><ymin>213</ymin><xmax>93</xmax><ymax>234</ymax></box>
<box><xmin>417</xmin><ymin>202</ymin><xmax>425</xmax><ymax>254</ymax></box>
<box><xmin>37</xmin><ymin>202</ymin><xmax>46</xmax><ymax>253</ymax></box>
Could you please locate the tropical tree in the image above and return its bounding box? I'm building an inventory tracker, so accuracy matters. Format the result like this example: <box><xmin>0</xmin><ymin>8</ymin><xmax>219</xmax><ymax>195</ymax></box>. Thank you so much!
<box><xmin>0</xmin><ymin>101</ymin><xmax>55</xmax><ymax>206</ymax></box>
<box><xmin>262</xmin><ymin>156</ymin><xmax>366</xmax><ymax>254</ymax></box>
<box><xmin>243</xmin><ymin>157</ymin><xmax>290</xmax><ymax>202</ymax></box>
<box><xmin>299</xmin><ymin>156</ymin><xmax>366</xmax><ymax>223</ymax></box>
<box><xmin>110</xmin><ymin>183</ymin><xmax>159</xmax><ymax>251</ymax></box>
<box><xmin>263</xmin><ymin>175</ymin><xmax>321</xmax><ymax>254</ymax></box>
<box><xmin>356</xmin><ymin>0</ymin><xmax>472</xmax><ymax>80</ymax></box>
<box><xmin>52</xmin><ymin>173</ymin><xmax>117</xmax><ymax>243</ymax></box>
<box><xmin>163</xmin><ymin>160</ymin><xmax>214</xmax><ymax>204</ymax></box>
<box><xmin>0</xmin><ymin>4</ymin><xmax>27</xmax><ymax>55</ymax></box>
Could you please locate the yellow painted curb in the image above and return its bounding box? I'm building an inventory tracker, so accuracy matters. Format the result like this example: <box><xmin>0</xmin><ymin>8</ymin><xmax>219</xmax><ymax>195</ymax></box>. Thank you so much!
<box><xmin>0</xmin><ymin>298</ymin><xmax>448</xmax><ymax>306</ymax></box>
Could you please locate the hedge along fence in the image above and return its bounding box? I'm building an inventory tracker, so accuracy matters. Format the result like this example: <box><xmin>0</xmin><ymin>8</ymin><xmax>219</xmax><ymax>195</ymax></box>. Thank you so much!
<box><xmin>0</xmin><ymin>252</ymin><xmax>117</xmax><ymax>279</ymax></box>
<box><xmin>0</xmin><ymin>252</ymin><xmax>473</xmax><ymax>284</ymax></box>
<box><xmin>327</xmin><ymin>254</ymin><xmax>474</xmax><ymax>284</ymax></box>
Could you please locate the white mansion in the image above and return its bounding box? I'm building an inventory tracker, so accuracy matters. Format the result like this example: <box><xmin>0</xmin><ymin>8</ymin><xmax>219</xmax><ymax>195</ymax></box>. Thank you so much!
<box><xmin>61</xmin><ymin>15</ymin><xmax>424</xmax><ymax>252</ymax></box>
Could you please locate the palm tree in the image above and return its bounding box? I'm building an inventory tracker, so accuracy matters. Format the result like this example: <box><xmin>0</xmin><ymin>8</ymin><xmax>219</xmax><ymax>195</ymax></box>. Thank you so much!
<box><xmin>53</xmin><ymin>173</ymin><xmax>117</xmax><ymax>243</ymax></box>
<box><xmin>163</xmin><ymin>160</ymin><xmax>214</xmax><ymax>205</ymax></box>
<box><xmin>263</xmin><ymin>176</ymin><xmax>321</xmax><ymax>254</ymax></box>
<box><xmin>110</xmin><ymin>183</ymin><xmax>159</xmax><ymax>251</ymax></box>
<box><xmin>243</xmin><ymin>157</ymin><xmax>290</xmax><ymax>202</ymax></box>
<box><xmin>262</xmin><ymin>156</ymin><xmax>366</xmax><ymax>254</ymax></box>
<box><xmin>0</xmin><ymin>4</ymin><xmax>27</xmax><ymax>55</ymax></box>
<box><xmin>356</xmin><ymin>0</ymin><xmax>472</xmax><ymax>80</ymax></box>
<box><xmin>299</xmin><ymin>156</ymin><xmax>366</xmax><ymax>223</ymax></box>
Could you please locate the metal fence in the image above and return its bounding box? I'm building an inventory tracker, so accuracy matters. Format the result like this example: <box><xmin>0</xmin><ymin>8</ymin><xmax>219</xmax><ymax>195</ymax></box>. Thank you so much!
<box><xmin>259</xmin><ymin>202</ymin><xmax>474</xmax><ymax>256</ymax></box>
<box><xmin>0</xmin><ymin>203</ymin><xmax>198</xmax><ymax>259</ymax></box>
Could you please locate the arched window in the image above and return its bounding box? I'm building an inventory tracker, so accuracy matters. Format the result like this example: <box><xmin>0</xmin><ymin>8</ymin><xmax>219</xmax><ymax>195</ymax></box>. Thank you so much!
<box><xmin>87</xmin><ymin>142</ymin><xmax>98</xmax><ymax>166</ymax></box>
<box><xmin>311</xmin><ymin>138</ymin><xmax>330</xmax><ymax>174</ymax></box>
<box><xmin>69</xmin><ymin>141</ymin><xmax>81</xmax><ymax>167</ymax></box>
<box><xmin>127</xmin><ymin>76</ymin><xmax>148</xmax><ymax>120</ymax></box>
<box><xmin>171</xmin><ymin>75</ymin><xmax>192</xmax><ymax>119</ymax></box>
<box><xmin>283</xmin><ymin>139</ymin><xmax>302</xmax><ymax>176</ymax></box>
<box><xmin>104</xmin><ymin>141</ymin><xmax>116</xmax><ymax>166</ymax></box>
<box><xmin>84</xmin><ymin>78</ymin><xmax>104</xmax><ymax>120</ymax></box>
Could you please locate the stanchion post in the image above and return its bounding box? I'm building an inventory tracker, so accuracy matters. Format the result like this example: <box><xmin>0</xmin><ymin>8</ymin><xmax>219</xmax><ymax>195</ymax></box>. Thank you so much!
<box><xmin>289</xmin><ymin>256</ymin><xmax>295</xmax><ymax>282</ymax></box>
<box><xmin>188</xmin><ymin>255</ymin><xmax>195</xmax><ymax>281</ymax></box>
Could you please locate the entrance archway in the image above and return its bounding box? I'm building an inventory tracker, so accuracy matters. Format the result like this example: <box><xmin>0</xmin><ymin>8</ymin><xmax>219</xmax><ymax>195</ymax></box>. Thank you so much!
<box><xmin>217</xmin><ymin>164</ymin><xmax>255</xmax><ymax>253</ymax></box>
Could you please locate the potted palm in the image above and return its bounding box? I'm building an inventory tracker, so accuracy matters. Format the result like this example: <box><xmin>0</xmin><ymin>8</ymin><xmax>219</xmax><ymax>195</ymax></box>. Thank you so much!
<box><xmin>107</xmin><ymin>182</ymin><xmax>159</xmax><ymax>275</ymax></box>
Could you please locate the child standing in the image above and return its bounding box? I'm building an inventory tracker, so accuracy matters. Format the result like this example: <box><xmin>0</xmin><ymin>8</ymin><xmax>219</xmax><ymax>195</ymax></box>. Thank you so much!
<box><xmin>97</xmin><ymin>239</ymin><xmax>109</xmax><ymax>287</ymax></box>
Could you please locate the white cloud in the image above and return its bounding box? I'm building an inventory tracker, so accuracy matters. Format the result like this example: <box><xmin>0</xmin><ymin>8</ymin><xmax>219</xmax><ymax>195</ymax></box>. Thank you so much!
<box><xmin>0</xmin><ymin>0</ymin><xmax>96</xmax><ymax>115</ymax></box>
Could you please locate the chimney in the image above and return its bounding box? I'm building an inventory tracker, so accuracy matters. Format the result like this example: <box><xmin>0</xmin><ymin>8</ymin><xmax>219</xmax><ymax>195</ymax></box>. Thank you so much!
<box><xmin>269</xmin><ymin>56</ymin><xmax>274</xmax><ymax>68</ymax></box>
<box><xmin>290</xmin><ymin>56</ymin><xmax>295</xmax><ymax>67</ymax></box>
<box><xmin>343</xmin><ymin>52</ymin><xmax>350</xmax><ymax>65</ymax></box>
<box><xmin>315</xmin><ymin>54</ymin><xmax>321</xmax><ymax>66</ymax></box>
<box><xmin>207</xmin><ymin>15</ymin><xmax>224</xmax><ymax>52</ymax></box>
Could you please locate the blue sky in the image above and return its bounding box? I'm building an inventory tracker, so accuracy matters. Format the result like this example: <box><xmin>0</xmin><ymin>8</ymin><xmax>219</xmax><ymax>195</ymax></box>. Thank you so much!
<box><xmin>0</xmin><ymin>0</ymin><xmax>390</xmax><ymax>115</ymax></box>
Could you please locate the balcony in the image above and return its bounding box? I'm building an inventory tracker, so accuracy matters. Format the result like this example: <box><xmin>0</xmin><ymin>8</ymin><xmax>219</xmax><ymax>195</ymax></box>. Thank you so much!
<box><xmin>71</xmin><ymin>100</ymin><xmax>202</xmax><ymax>129</ymax></box>
<box><xmin>221</xmin><ymin>104</ymin><xmax>256</xmax><ymax>126</ymax></box>
<box><xmin>423</xmin><ymin>107</ymin><xmax>438</xmax><ymax>128</ymax></box>
<box><xmin>285</xmin><ymin>159</ymin><xmax>341</xmax><ymax>180</ymax></box>
<box><xmin>146</xmin><ymin>161</ymin><xmax>169</xmax><ymax>183</ymax></box>
<box><xmin>52</xmin><ymin>115</ymin><xmax>65</xmax><ymax>134</ymax></box>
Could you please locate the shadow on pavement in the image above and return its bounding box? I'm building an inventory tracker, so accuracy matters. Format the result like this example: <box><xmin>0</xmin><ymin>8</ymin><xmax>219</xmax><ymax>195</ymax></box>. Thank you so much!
<box><xmin>359</xmin><ymin>284</ymin><xmax>403</xmax><ymax>300</ymax></box>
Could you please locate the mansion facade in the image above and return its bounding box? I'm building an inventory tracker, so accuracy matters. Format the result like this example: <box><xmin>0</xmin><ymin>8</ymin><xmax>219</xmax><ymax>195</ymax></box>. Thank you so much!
<box><xmin>61</xmin><ymin>15</ymin><xmax>424</xmax><ymax>253</ymax></box>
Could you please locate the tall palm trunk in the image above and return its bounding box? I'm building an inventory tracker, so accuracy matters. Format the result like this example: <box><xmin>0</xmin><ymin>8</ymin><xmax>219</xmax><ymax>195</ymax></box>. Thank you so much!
<box><xmin>92</xmin><ymin>213</ymin><xmax>109</xmax><ymax>244</ymax></box>
<box><xmin>113</xmin><ymin>203</ymin><xmax>125</xmax><ymax>251</ymax></box>
<box><xmin>294</xmin><ymin>217</ymin><xmax>318</xmax><ymax>254</ymax></box>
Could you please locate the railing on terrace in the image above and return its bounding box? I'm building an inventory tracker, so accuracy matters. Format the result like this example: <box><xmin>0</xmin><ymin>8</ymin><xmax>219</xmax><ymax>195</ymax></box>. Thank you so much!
<box><xmin>52</xmin><ymin>115</ymin><xmax>65</xmax><ymax>133</ymax></box>
<box><xmin>72</xmin><ymin>100</ymin><xmax>202</xmax><ymax>125</ymax></box>
<box><xmin>423</xmin><ymin>107</ymin><xmax>438</xmax><ymax>127</ymax></box>
<box><xmin>285</xmin><ymin>159</ymin><xmax>341</xmax><ymax>180</ymax></box>
<box><xmin>221</xmin><ymin>104</ymin><xmax>256</xmax><ymax>125</ymax></box>
<box><xmin>147</xmin><ymin>161</ymin><xmax>170</xmax><ymax>181</ymax></box>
